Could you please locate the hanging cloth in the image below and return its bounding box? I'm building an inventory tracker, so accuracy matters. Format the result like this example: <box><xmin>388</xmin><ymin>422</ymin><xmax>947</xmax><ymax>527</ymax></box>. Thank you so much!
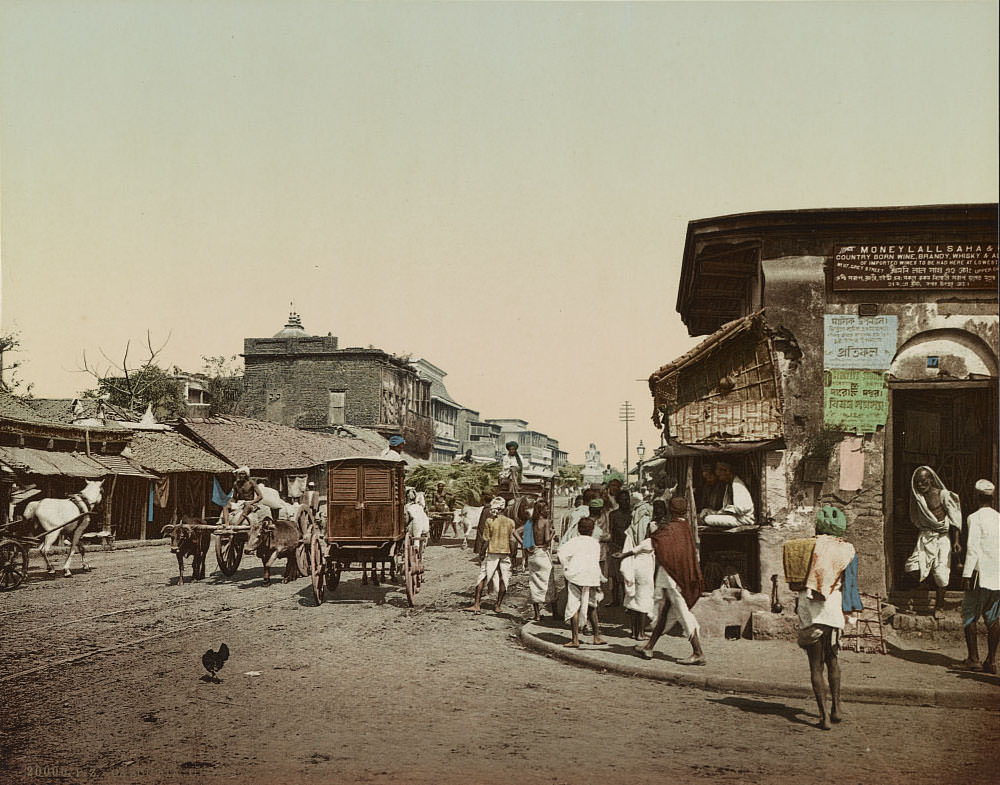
<box><xmin>154</xmin><ymin>476</ymin><xmax>170</xmax><ymax>508</ymax></box>
<box><xmin>286</xmin><ymin>475</ymin><xmax>308</xmax><ymax>500</ymax></box>
<box><xmin>212</xmin><ymin>476</ymin><xmax>233</xmax><ymax>508</ymax></box>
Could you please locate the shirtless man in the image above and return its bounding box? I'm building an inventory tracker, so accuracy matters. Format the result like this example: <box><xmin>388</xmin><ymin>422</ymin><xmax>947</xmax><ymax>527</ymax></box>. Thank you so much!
<box><xmin>905</xmin><ymin>466</ymin><xmax>962</xmax><ymax>614</ymax></box>
<box><xmin>222</xmin><ymin>467</ymin><xmax>262</xmax><ymax>527</ymax></box>
<box><xmin>515</xmin><ymin>501</ymin><xmax>556</xmax><ymax>620</ymax></box>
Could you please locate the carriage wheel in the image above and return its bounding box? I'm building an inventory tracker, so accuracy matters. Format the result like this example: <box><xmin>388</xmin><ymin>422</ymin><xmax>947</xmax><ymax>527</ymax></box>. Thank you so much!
<box><xmin>215</xmin><ymin>533</ymin><xmax>244</xmax><ymax>577</ymax></box>
<box><xmin>296</xmin><ymin>506</ymin><xmax>316</xmax><ymax>537</ymax></box>
<box><xmin>328</xmin><ymin>560</ymin><xmax>342</xmax><ymax>591</ymax></box>
<box><xmin>310</xmin><ymin>536</ymin><xmax>326</xmax><ymax>606</ymax></box>
<box><xmin>0</xmin><ymin>539</ymin><xmax>29</xmax><ymax>591</ymax></box>
<box><xmin>403</xmin><ymin>533</ymin><xmax>417</xmax><ymax>606</ymax></box>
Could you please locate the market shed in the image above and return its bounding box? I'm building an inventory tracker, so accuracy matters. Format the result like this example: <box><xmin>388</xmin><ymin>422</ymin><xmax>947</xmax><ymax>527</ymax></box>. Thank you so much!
<box><xmin>648</xmin><ymin>310</ymin><xmax>785</xmax><ymax>592</ymax></box>
<box><xmin>175</xmin><ymin>416</ymin><xmax>389</xmax><ymax>503</ymax></box>
<box><xmin>1</xmin><ymin>391</ymin><xmax>154</xmax><ymax>538</ymax></box>
<box><xmin>127</xmin><ymin>430</ymin><xmax>235</xmax><ymax>535</ymax></box>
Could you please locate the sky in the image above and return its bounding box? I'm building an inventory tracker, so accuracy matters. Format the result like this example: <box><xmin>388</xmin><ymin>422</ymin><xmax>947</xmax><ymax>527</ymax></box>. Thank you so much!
<box><xmin>1</xmin><ymin>1</ymin><xmax>998</xmax><ymax>471</ymax></box>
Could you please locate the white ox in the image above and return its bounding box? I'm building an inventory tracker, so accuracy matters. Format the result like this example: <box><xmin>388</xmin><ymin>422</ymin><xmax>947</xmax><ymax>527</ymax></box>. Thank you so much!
<box><xmin>23</xmin><ymin>480</ymin><xmax>105</xmax><ymax>577</ymax></box>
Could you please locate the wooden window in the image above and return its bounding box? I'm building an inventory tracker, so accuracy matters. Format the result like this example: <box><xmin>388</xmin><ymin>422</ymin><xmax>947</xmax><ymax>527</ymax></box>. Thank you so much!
<box><xmin>328</xmin><ymin>391</ymin><xmax>346</xmax><ymax>425</ymax></box>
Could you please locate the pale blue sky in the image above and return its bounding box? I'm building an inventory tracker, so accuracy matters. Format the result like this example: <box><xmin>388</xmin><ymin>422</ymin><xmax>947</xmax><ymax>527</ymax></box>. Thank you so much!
<box><xmin>2</xmin><ymin>1</ymin><xmax>997</xmax><ymax>468</ymax></box>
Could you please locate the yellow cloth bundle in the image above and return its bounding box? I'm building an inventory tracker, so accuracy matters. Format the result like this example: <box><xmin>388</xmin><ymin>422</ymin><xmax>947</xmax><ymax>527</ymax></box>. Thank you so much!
<box><xmin>783</xmin><ymin>538</ymin><xmax>816</xmax><ymax>585</ymax></box>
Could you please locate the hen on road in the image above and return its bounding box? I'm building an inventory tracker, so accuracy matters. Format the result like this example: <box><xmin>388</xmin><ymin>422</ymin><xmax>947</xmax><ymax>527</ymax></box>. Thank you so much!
<box><xmin>202</xmin><ymin>643</ymin><xmax>229</xmax><ymax>680</ymax></box>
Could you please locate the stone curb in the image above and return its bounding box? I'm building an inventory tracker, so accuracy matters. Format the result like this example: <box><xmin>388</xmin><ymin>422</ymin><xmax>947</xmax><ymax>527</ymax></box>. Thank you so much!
<box><xmin>36</xmin><ymin>538</ymin><xmax>169</xmax><ymax>556</ymax></box>
<box><xmin>519</xmin><ymin>624</ymin><xmax>1000</xmax><ymax>711</ymax></box>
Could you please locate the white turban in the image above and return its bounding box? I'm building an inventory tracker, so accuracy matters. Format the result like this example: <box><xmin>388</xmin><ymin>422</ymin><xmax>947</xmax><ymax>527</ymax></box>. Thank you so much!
<box><xmin>235</xmin><ymin>466</ymin><xmax>250</xmax><ymax>476</ymax></box>
<box><xmin>490</xmin><ymin>497</ymin><xmax>506</xmax><ymax>513</ymax></box>
<box><xmin>975</xmin><ymin>479</ymin><xmax>995</xmax><ymax>495</ymax></box>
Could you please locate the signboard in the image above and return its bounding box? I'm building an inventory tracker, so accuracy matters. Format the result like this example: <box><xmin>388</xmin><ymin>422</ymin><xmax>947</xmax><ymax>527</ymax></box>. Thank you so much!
<box><xmin>823</xmin><ymin>314</ymin><xmax>898</xmax><ymax>370</ymax></box>
<box><xmin>832</xmin><ymin>243</ymin><xmax>998</xmax><ymax>290</ymax></box>
<box><xmin>823</xmin><ymin>370</ymin><xmax>889</xmax><ymax>435</ymax></box>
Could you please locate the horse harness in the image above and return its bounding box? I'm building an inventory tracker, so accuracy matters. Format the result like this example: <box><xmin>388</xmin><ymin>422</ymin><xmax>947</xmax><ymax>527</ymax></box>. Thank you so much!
<box><xmin>69</xmin><ymin>493</ymin><xmax>95</xmax><ymax>518</ymax></box>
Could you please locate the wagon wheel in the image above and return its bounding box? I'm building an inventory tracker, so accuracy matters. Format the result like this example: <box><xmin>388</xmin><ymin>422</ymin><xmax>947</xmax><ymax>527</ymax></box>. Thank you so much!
<box><xmin>296</xmin><ymin>506</ymin><xmax>316</xmax><ymax>538</ymax></box>
<box><xmin>328</xmin><ymin>560</ymin><xmax>342</xmax><ymax>591</ymax></box>
<box><xmin>310</xmin><ymin>535</ymin><xmax>326</xmax><ymax>606</ymax></box>
<box><xmin>215</xmin><ymin>532</ymin><xmax>244</xmax><ymax>577</ymax></box>
<box><xmin>0</xmin><ymin>539</ymin><xmax>29</xmax><ymax>591</ymax></box>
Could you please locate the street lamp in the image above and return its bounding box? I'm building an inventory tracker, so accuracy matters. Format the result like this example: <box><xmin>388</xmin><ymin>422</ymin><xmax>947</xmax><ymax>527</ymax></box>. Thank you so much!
<box><xmin>636</xmin><ymin>440</ymin><xmax>646</xmax><ymax>491</ymax></box>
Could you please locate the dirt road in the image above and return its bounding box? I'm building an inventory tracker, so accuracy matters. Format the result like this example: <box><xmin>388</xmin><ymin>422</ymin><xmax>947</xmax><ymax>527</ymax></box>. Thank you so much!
<box><xmin>1</xmin><ymin>528</ymin><xmax>997</xmax><ymax>785</ymax></box>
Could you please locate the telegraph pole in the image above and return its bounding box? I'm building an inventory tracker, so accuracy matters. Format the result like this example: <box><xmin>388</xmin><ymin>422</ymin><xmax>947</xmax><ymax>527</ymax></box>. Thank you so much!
<box><xmin>618</xmin><ymin>401</ymin><xmax>634</xmax><ymax>479</ymax></box>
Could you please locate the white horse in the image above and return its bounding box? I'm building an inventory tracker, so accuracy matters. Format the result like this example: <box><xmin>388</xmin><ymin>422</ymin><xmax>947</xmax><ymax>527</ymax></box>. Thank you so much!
<box><xmin>23</xmin><ymin>480</ymin><xmax>105</xmax><ymax>577</ymax></box>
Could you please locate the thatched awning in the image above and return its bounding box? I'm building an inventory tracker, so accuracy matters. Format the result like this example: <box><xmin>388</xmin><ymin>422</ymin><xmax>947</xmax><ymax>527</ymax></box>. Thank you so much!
<box><xmin>647</xmin><ymin>310</ymin><xmax>783</xmax><ymax>445</ymax></box>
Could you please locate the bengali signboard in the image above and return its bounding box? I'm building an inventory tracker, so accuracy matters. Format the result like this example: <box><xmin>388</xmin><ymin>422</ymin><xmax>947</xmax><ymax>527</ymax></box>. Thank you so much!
<box><xmin>832</xmin><ymin>243</ymin><xmax>998</xmax><ymax>291</ymax></box>
<box><xmin>823</xmin><ymin>369</ymin><xmax>889</xmax><ymax>434</ymax></box>
<box><xmin>824</xmin><ymin>314</ymin><xmax>898</xmax><ymax>370</ymax></box>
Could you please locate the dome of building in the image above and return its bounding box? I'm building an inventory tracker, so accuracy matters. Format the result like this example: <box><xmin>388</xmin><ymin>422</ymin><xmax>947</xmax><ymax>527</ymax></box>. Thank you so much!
<box><xmin>273</xmin><ymin>311</ymin><xmax>310</xmax><ymax>339</ymax></box>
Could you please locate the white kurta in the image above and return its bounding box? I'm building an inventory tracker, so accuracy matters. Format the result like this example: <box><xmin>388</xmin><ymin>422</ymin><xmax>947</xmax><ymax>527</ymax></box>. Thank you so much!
<box><xmin>620</xmin><ymin>532</ymin><xmax>656</xmax><ymax>619</ymax></box>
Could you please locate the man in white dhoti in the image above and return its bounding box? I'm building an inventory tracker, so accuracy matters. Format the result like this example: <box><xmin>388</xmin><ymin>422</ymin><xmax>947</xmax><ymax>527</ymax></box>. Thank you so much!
<box><xmin>464</xmin><ymin>497</ymin><xmax>515</xmax><ymax>614</ymax></box>
<box><xmin>515</xmin><ymin>501</ymin><xmax>556</xmax><ymax>620</ymax></box>
<box><xmin>558</xmin><ymin>517</ymin><xmax>606</xmax><ymax>647</ymax></box>
<box><xmin>615</xmin><ymin>495</ymin><xmax>658</xmax><ymax>640</ymax></box>
<box><xmin>905</xmin><ymin>465</ymin><xmax>962</xmax><ymax>614</ymax></box>
<box><xmin>405</xmin><ymin>488</ymin><xmax>430</xmax><ymax>556</ymax></box>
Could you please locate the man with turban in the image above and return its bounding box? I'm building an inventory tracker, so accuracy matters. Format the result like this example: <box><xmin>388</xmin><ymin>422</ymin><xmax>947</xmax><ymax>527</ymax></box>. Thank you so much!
<box><xmin>636</xmin><ymin>496</ymin><xmax>705</xmax><ymax>665</ymax></box>
<box><xmin>499</xmin><ymin>441</ymin><xmax>523</xmax><ymax>492</ymax></box>
<box><xmin>464</xmin><ymin>497</ymin><xmax>515</xmax><ymax>614</ymax></box>
<box><xmin>222</xmin><ymin>466</ymin><xmax>263</xmax><ymax>528</ymax></box>
<box><xmin>960</xmin><ymin>479</ymin><xmax>1000</xmax><ymax>673</ymax></box>
<box><xmin>905</xmin><ymin>465</ymin><xmax>962</xmax><ymax>614</ymax></box>
<box><xmin>380</xmin><ymin>435</ymin><xmax>406</xmax><ymax>461</ymax></box>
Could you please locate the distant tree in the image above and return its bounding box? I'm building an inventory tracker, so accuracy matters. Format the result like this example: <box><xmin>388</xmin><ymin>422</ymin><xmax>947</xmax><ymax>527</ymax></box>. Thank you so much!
<box><xmin>200</xmin><ymin>354</ymin><xmax>245</xmax><ymax>416</ymax></box>
<box><xmin>79</xmin><ymin>331</ymin><xmax>185</xmax><ymax>420</ymax></box>
<box><xmin>0</xmin><ymin>331</ymin><xmax>34</xmax><ymax>397</ymax></box>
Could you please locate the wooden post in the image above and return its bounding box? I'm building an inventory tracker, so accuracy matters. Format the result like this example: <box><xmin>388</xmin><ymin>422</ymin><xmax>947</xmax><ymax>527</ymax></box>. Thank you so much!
<box><xmin>686</xmin><ymin>459</ymin><xmax>699</xmax><ymax>548</ymax></box>
<box><xmin>106</xmin><ymin>471</ymin><xmax>119</xmax><ymax>538</ymax></box>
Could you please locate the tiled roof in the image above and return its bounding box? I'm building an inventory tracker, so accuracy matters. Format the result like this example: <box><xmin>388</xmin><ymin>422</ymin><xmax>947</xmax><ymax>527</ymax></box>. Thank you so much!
<box><xmin>0</xmin><ymin>390</ymin><xmax>59</xmax><ymax>426</ymax></box>
<box><xmin>128</xmin><ymin>430</ymin><xmax>234</xmax><ymax>474</ymax></box>
<box><xmin>27</xmin><ymin>398</ymin><xmax>140</xmax><ymax>427</ymax></box>
<box><xmin>176</xmin><ymin>416</ymin><xmax>388</xmax><ymax>471</ymax></box>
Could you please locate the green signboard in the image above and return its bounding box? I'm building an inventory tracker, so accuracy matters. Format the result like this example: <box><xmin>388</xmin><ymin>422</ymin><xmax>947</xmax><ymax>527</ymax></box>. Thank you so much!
<box><xmin>823</xmin><ymin>369</ymin><xmax>889</xmax><ymax>434</ymax></box>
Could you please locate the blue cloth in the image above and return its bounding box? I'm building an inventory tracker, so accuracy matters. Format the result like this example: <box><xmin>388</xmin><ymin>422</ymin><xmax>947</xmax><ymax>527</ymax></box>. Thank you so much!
<box><xmin>522</xmin><ymin>519</ymin><xmax>535</xmax><ymax>550</ymax></box>
<box><xmin>841</xmin><ymin>554</ymin><xmax>863</xmax><ymax>614</ymax></box>
<box><xmin>212</xmin><ymin>477</ymin><xmax>233</xmax><ymax>508</ymax></box>
<box><xmin>389</xmin><ymin>435</ymin><xmax>405</xmax><ymax>446</ymax></box>
<box><xmin>148</xmin><ymin>482</ymin><xmax>154</xmax><ymax>522</ymax></box>
<box><xmin>962</xmin><ymin>588</ymin><xmax>1000</xmax><ymax>626</ymax></box>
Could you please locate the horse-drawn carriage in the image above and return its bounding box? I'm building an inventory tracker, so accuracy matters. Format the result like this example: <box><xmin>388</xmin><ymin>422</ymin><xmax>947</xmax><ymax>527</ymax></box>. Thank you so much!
<box><xmin>310</xmin><ymin>456</ymin><xmax>423</xmax><ymax>606</ymax></box>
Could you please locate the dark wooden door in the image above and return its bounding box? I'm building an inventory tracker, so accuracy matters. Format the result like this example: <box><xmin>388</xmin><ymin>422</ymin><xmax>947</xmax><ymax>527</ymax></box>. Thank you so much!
<box><xmin>328</xmin><ymin>465</ymin><xmax>363</xmax><ymax>539</ymax></box>
<box><xmin>891</xmin><ymin>385</ymin><xmax>997</xmax><ymax>590</ymax></box>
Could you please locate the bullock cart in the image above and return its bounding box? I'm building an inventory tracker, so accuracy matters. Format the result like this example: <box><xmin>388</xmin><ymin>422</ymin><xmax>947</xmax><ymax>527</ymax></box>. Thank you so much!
<box><xmin>311</xmin><ymin>457</ymin><xmax>423</xmax><ymax>607</ymax></box>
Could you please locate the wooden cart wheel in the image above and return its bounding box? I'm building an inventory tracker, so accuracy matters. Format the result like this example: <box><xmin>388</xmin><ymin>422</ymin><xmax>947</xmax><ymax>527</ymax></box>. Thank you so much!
<box><xmin>215</xmin><ymin>532</ymin><xmax>244</xmax><ymax>577</ymax></box>
<box><xmin>328</xmin><ymin>560</ymin><xmax>342</xmax><ymax>591</ymax></box>
<box><xmin>296</xmin><ymin>505</ymin><xmax>316</xmax><ymax>537</ymax></box>
<box><xmin>310</xmin><ymin>535</ymin><xmax>326</xmax><ymax>606</ymax></box>
<box><xmin>0</xmin><ymin>539</ymin><xmax>29</xmax><ymax>591</ymax></box>
<box><xmin>403</xmin><ymin>533</ymin><xmax>417</xmax><ymax>606</ymax></box>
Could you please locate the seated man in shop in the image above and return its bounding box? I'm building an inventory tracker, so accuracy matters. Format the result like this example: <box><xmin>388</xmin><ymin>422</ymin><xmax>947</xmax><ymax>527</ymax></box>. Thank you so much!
<box><xmin>698</xmin><ymin>461</ymin><xmax>755</xmax><ymax>529</ymax></box>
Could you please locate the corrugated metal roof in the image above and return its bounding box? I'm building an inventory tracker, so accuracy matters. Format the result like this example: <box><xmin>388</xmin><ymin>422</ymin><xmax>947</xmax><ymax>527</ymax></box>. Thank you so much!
<box><xmin>128</xmin><ymin>430</ymin><xmax>233</xmax><ymax>474</ymax></box>
<box><xmin>177</xmin><ymin>416</ymin><xmax>389</xmax><ymax>471</ymax></box>
<box><xmin>91</xmin><ymin>453</ymin><xmax>157</xmax><ymax>479</ymax></box>
<box><xmin>0</xmin><ymin>446</ymin><xmax>106</xmax><ymax>477</ymax></box>
<box><xmin>0</xmin><ymin>445</ymin><xmax>154</xmax><ymax>479</ymax></box>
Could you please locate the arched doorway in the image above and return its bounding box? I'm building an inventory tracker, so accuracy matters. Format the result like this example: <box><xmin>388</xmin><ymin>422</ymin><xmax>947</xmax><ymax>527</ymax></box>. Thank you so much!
<box><xmin>886</xmin><ymin>329</ymin><xmax>998</xmax><ymax>597</ymax></box>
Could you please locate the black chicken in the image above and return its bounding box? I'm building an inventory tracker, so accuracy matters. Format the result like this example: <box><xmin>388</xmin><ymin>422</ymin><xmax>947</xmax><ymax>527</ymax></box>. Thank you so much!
<box><xmin>202</xmin><ymin>643</ymin><xmax>229</xmax><ymax>681</ymax></box>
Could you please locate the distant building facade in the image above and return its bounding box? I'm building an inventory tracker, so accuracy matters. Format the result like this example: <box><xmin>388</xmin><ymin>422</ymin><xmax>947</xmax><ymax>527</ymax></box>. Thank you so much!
<box><xmin>240</xmin><ymin>313</ymin><xmax>433</xmax><ymax>458</ymax></box>
<box><xmin>486</xmin><ymin>418</ymin><xmax>562</xmax><ymax>473</ymax></box>
<box><xmin>411</xmin><ymin>358</ymin><xmax>463</xmax><ymax>463</ymax></box>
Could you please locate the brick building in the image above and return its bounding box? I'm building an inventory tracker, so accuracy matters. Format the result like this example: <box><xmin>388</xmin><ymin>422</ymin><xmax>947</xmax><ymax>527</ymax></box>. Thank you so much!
<box><xmin>240</xmin><ymin>313</ymin><xmax>433</xmax><ymax>459</ymax></box>
<box><xmin>411</xmin><ymin>358</ymin><xmax>463</xmax><ymax>463</ymax></box>
<box><xmin>647</xmin><ymin>203</ymin><xmax>998</xmax><ymax>613</ymax></box>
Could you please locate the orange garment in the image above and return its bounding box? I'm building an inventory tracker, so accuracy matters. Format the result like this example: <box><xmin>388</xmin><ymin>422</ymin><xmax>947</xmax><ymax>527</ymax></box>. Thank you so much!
<box><xmin>805</xmin><ymin>534</ymin><xmax>856</xmax><ymax>598</ymax></box>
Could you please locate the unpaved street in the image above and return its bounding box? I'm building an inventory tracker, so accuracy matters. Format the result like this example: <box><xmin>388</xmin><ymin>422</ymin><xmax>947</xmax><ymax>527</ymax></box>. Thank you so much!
<box><xmin>1</xmin><ymin>530</ymin><xmax>997</xmax><ymax>785</ymax></box>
